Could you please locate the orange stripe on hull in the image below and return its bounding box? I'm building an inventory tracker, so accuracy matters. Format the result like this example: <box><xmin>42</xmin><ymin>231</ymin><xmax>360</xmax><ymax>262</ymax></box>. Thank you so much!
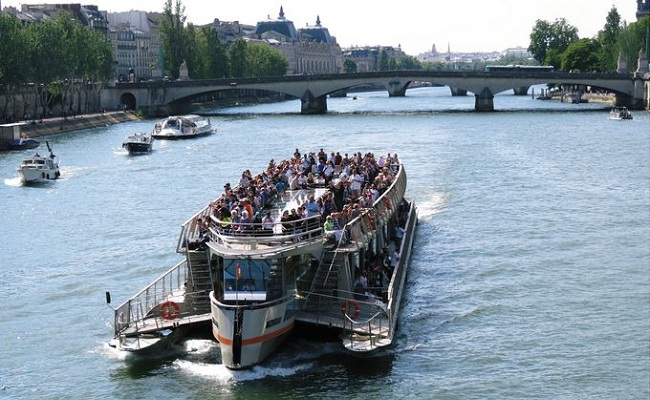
<box><xmin>217</xmin><ymin>321</ymin><xmax>294</xmax><ymax>347</ymax></box>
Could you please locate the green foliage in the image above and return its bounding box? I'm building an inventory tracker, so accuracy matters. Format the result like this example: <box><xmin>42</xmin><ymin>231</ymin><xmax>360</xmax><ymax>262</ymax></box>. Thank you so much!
<box><xmin>0</xmin><ymin>11</ymin><xmax>112</xmax><ymax>118</ymax></box>
<box><xmin>343</xmin><ymin>58</ymin><xmax>357</xmax><ymax>73</ymax></box>
<box><xmin>378</xmin><ymin>49</ymin><xmax>389</xmax><ymax>71</ymax></box>
<box><xmin>245</xmin><ymin>43</ymin><xmax>288</xmax><ymax>76</ymax></box>
<box><xmin>0</xmin><ymin>14</ymin><xmax>28</xmax><ymax>87</ymax></box>
<box><xmin>561</xmin><ymin>38</ymin><xmax>602</xmax><ymax>72</ymax></box>
<box><xmin>396</xmin><ymin>55</ymin><xmax>422</xmax><ymax>70</ymax></box>
<box><xmin>202</xmin><ymin>27</ymin><xmax>229</xmax><ymax>78</ymax></box>
<box><xmin>528</xmin><ymin>18</ymin><xmax>579</xmax><ymax>65</ymax></box>
<box><xmin>597</xmin><ymin>6</ymin><xmax>622</xmax><ymax>71</ymax></box>
<box><xmin>160</xmin><ymin>0</ymin><xmax>187</xmax><ymax>79</ymax></box>
<box><xmin>618</xmin><ymin>16</ymin><xmax>650</xmax><ymax>72</ymax></box>
<box><xmin>228</xmin><ymin>38</ymin><xmax>248</xmax><ymax>77</ymax></box>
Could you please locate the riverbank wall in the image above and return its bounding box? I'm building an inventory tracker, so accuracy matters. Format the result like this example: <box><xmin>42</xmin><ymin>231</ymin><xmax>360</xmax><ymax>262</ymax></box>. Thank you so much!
<box><xmin>19</xmin><ymin>111</ymin><xmax>141</xmax><ymax>138</ymax></box>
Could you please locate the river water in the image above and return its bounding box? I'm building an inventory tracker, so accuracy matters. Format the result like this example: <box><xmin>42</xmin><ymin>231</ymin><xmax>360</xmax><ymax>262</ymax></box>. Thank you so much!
<box><xmin>1</xmin><ymin>87</ymin><xmax>648</xmax><ymax>399</ymax></box>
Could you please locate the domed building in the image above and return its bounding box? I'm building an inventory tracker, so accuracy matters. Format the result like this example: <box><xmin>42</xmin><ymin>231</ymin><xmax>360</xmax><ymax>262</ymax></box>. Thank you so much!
<box><xmin>251</xmin><ymin>7</ymin><xmax>342</xmax><ymax>75</ymax></box>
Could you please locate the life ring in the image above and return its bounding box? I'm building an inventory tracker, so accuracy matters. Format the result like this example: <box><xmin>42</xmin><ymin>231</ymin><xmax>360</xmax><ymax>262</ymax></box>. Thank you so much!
<box><xmin>340</xmin><ymin>300</ymin><xmax>360</xmax><ymax>319</ymax></box>
<box><xmin>159</xmin><ymin>300</ymin><xmax>180</xmax><ymax>320</ymax></box>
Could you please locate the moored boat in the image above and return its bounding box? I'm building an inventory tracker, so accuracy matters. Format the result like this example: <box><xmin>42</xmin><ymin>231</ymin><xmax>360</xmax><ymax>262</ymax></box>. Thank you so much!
<box><xmin>122</xmin><ymin>132</ymin><xmax>154</xmax><ymax>154</ymax></box>
<box><xmin>1</xmin><ymin>122</ymin><xmax>39</xmax><ymax>151</ymax></box>
<box><xmin>609</xmin><ymin>106</ymin><xmax>633</xmax><ymax>120</ymax></box>
<box><xmin>16</xmin><ymin>141</ymin><xmax>60</xmax><ymax>184</ymax></box>
<box><xmin>107</xmin><ymin>150</ymin><xmax>417</xmax><ymax>369</ymax></box>
<box><xmin>151</xmin><ymin>115</ymin><xmax>213</xmax><ymax>139</ymax></box>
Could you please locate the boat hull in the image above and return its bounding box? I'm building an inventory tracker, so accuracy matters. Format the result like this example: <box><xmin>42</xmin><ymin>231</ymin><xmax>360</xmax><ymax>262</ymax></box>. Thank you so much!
<box><xmin>9</xmin><ymin>139</ymin><xmax>40</xmax><ymax>150</ymax></box>
<box><xmin>151</xmin><ymin>129</ymin><xmax>212</xmax><ymax>140</ymax></box>
<box><xmin>109</xmin><ymin>328</ymin><xmax>178</xmax><ymax>355</ymax></box>
<box><xmin>211</xmin><ymin>296</ymin><xmax>295</xmax><ymax>369</ymax></box>
<box><xmin>123</xmin><ymin>142</ymin><xmax>152</xmax><ymax>154</ymax></box>
<box><xmin>17</xmin><ymin>167</ymin><xmax>59</xmax><ymax>184</ymax></box>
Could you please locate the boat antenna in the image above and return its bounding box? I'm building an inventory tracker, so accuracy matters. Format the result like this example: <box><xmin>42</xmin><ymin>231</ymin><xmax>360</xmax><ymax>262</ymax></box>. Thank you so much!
<box><xmin>46</xmin><ymin>141</ymin><xmax>55</xmax><ymax>158</ymax></box>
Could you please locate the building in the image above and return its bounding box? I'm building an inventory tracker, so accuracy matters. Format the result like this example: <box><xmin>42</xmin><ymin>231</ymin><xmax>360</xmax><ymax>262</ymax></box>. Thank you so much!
<box><xmin>5</xmin><ymin>3</ymin><xmax>108</xmax><ymax>35</ymax></box>
<box><xmin>106</xmin><ymin>11</ymin><xmax>162</xmax><ymax>82</ymax></box>
<box><xmin>210</xmin><ymin>19</ymin><xmax>255</xmax><ymax>46</ymax></box>
<box><xmin>637</xmin><ymin>0</ymin><xmax>649</xmax><ymax>20</ymax></box>
<box><xmin>249</xmin><ymin>7</ymin><xmax>342</xmax><ymax>75</ymax></box>
<box><xmin>342</xmin><ymin>46</ymin><xmax>406</xmax><ymax>72</ymax></box>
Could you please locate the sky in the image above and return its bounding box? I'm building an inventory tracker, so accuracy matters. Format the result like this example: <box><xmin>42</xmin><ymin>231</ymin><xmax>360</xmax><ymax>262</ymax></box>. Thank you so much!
<box><xmin>2</xmin><ymin>0</ymin><xmax>641</xmax><ymax>55</ymax></box>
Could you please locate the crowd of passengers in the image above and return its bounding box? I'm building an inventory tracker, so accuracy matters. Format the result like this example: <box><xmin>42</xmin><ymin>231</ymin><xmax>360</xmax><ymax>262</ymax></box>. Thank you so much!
<box><xmin>203</xmin><ymin>149</ymin><xmax>400</xmax><ymax>240</ymax></box>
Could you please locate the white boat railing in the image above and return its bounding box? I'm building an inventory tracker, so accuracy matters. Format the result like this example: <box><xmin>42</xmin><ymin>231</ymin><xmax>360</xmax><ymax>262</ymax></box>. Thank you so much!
<box><xmin>112</xmin><ymin>260</ymin><xmax>189</xmax><ymax>336</ymax></box>
<box><xmin>342</xmin><ymin>201</ymin><xmax>417</xmax><ymax>351</ymax></box>
<box><xmin>208</xmin><ymin>215</ymin><xmax>324</xmax><ymax>248</ymax></box>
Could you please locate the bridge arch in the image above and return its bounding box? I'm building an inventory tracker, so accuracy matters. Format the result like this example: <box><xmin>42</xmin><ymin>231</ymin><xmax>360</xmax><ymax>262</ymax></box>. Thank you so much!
<box><xmin>119</xmin><ymin>92</ymin><xmax>136</xmax><ymax>110</ymax></box>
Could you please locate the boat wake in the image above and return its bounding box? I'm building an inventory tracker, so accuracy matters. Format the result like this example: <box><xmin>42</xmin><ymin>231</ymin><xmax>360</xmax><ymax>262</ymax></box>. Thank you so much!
<box><xmin>416</xmin><ymin>191</ymin><xmax>449</xmax><ymax>219</ymax></box>
<box><xmin>3</xmin><ymin>177</ymin><xmax>23</xmax><ymax>187</ymax></box>
<box><xmin>174</xmin><ymin>359</ymin><xmax>314</xmax><ymax>383</ymax></box>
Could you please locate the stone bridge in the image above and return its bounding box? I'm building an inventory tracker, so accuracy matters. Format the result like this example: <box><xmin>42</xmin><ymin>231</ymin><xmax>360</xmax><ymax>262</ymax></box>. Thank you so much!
<box><xmin>101</xmin><ymin>70</ymin><xmax>648</xmax><ymax>116</ymax></box>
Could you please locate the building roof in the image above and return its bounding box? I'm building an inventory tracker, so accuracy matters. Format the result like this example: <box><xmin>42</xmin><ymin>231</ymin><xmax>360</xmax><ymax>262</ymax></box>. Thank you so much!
<box><xmin>254</xmin><ymin>6</ymin><xmax>298</xmax><ymax>41</ymax></box>
<box><xmin>299</xmin><ymin>16</ymin><xmax>334</xmax><ymax>43</ymax></box>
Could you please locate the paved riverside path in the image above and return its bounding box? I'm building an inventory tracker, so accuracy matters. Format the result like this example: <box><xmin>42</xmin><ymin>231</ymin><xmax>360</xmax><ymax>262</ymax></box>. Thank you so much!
<box><xmin>19</xmin><ymin>111</ymin><xmax>141</xmax><ymax>138</ymax></box>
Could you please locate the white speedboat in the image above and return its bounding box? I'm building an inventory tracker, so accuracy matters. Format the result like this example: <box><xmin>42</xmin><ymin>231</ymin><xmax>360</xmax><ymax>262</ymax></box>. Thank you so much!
<box><xmin>122</xmin><ymin>132</ymin><xmax>153</xmax><ymax>154</ymax></box>
<box><xmin>151</xmin><ymin>115</ymin><xmax>214</xmax><ymax>139</ymax></box>
<box><xmin>108</xmin><ymin>150</ymin><xmax>417</xmax><ymax>370</ymax></box>
<box><xmin>609</xmin><ymin>106</ymin><xmax>633</xmax><ymax>120</ymax></box>
<box><xmin>16</xmin><ymin>141</ymin><xmax>60</xmax><ymax>184</ymax></box>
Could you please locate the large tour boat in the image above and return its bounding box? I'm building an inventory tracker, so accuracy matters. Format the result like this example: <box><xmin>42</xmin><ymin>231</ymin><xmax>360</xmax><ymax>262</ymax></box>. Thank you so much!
<box><xmin>107</xmin><ymin>150</ymin><xmax>417</xmax><ymax>369</ymax></box>
<box><xmin>151</xmin><ymin>115</ymin><xmax>214</xmax><ymax>139</ymax></box>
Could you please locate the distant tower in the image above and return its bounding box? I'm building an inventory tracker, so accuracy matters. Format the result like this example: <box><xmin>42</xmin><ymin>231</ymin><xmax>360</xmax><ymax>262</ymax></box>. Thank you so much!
<box><xmin>278</xmin><ymin>5</ymin><xmax>285</xmax><ymax>20</ymax></box>
<box><xmin>431</xmin><ymin>43</ymin><xmax>437</xmax><ymax>54</ymax></box>
<box><xmin>637</xmin><ymin>0</ymin><xmax>650</xmax><ymax>20</ymax></box>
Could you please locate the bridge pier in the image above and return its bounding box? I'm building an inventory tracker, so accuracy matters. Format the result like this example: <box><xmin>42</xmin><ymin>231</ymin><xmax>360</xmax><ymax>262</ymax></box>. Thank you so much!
<box><xmin>387</xmin><ymin>80</ymin><xmax>408</xmax><ymax>97</ymax></box>
<box><xmin>449</xmin><ymin>87</ymin><xmax>468</xmax><ymax>96</ymax></box>
<box><xmin>513</xmin><ymin>86</ymin><xmax>530</xmax><ymax>95</ymax></box>
<box><xmin>300</xmin><ymin>91</ymin><xmax>327</xmax><ymax>114</ymax></box>
<box><xmin>474</xmin><ymin>88</ymin><xmax>495</xmax><ymax>112</ymax></box>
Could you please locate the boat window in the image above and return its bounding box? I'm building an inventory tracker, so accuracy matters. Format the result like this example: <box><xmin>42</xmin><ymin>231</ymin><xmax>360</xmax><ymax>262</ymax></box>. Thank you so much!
<box><xmin>223</xmin><ymin>258</ymin><xmax>271</xmax><ymax>301</ymax></box>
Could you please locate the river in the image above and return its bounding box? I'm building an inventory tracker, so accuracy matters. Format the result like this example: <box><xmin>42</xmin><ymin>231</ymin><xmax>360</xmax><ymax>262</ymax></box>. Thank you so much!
<box><xmin>1</xmin><ymin>86</ymin><xmax>648</xmax><ymax>399</ymax></box>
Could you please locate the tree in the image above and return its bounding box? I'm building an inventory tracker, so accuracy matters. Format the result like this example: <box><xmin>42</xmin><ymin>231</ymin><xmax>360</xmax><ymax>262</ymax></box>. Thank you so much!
<box><xmin>617</xmin><ymin>16</ymin><xmax>650</xmax><ymax>72</ymax></box>
<box><xmin>561</xmin><ymin>38</ymin><xmax>602</xmax><ymax>72</ymax></box>
<box><xmin>343</xmin><ymin>58</ymin><xmax>357</xmax><ymax>73</ymax></box>
<box><xmin>597</xmin><ymin>6</ymin><xmax>622</xmax><ymax>71</ymax></box>
<box><xmin>245</xmin><ymin>43</ymin><xmax>288</xmax><ymax>76</ymax></box>
<box><xmin>183</xmin><ymin>23</ymin><xmax>204</xmax><ymax>79</ymax></box>
<box><xmin>228</xmin><ymin>38</ymin><xmax>248</xmax><ymax>77</ymax></box>
<box><xmin>202</xmin><ymin>26</ymin><xmax>228</xmax><ymax>78</ymax></box>
<box><xmin>378</xmin><ymin>49</ymin><xmax>389</xmax><ymax>71</ymax></box>
<box><xmin>160</xmin><ymin>0</ymin><xmax>187</xmax><ymax>79</ymax></box>
<box><xmin>396</xmin><ymin>55</ymin><xmax>422</xmax><ymax>70</ymax></box>
<box><xmin>528</xmin><ymin>18</ymin><xmax>579</xmax><ymax>65</ymax></box>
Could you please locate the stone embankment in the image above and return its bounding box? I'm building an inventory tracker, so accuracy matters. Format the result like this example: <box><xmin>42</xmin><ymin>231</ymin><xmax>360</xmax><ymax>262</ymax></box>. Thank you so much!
<box><xmin>19</xmin><ymin>111</ymin><xmax>141</xmax><ymax>138</ymax></box>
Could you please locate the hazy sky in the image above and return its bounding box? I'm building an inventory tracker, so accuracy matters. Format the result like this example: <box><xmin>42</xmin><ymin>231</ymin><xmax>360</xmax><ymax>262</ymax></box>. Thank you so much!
<box><xmin>3</xmin><ymin>0</ymin><xmax>640</xmax><ymax>54</ymax></box>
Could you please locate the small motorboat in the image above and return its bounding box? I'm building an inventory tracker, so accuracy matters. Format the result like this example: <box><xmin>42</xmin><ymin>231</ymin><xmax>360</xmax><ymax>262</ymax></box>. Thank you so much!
<box><xmin>122</xmin><ymin>133</ymin><xmax>153</xmax><ymax>154</ymax></box>
<box><xmin>609</xmin><ymin>106</ymin><xmax>633</xmax><ymax>120</ymax></box>
<box><xmin>16</xmin><ymin>141</ymin><xmax>60</xmax><ymax>184</ymax></box>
